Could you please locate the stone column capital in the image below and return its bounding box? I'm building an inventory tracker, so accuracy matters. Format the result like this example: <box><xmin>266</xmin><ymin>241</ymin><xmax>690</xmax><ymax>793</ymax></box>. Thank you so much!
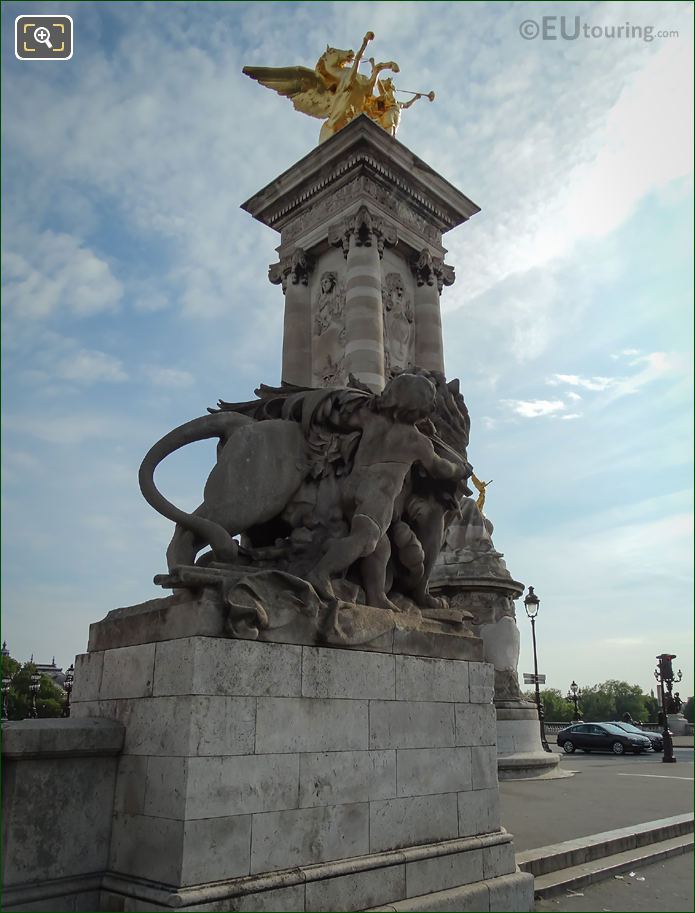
<box><xmin>269</xmin><ymin>248</ymin><xmax>313</xmax><ymax>292</ymax></box>
<box><xmin>410</xmin><ymin>249</ymin><xmax>456</xmax><ymax>293</ymax></box>
<box><xmin>328</xmin><ymin>205</ymin><xmax>397</xmax><ymax>260</ymax></box>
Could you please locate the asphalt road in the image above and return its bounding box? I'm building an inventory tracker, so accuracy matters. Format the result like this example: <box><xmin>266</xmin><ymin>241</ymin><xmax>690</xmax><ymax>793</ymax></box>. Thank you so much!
<box><xmin>500</xmin><ymin>746</ymin><xmax>694</xmax><ymax>852</ymax></box>
<box><xmin>534</xmin><ymin>851</ymin><xmax>694</xmax><ymax>912</ymax></box>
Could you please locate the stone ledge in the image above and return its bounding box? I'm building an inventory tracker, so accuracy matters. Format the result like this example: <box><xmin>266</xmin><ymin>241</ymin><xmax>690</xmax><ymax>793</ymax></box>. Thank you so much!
<box><xmin>1</xmin><ymin>872</ymin><xmax>102</xmax><ymax>913</ymax></box>
<box><xmin>367</xmin><ymin>869</ymin><xmax>533</xmax><ymax>912</ymax></box>
<box><xmin>497</xmin><ymin>752</ymin><xmax>568</xmax><ymax>781</ymax></box>
<box><xmin>87</xmin><ymin>592</ymin><xmax>483</xmax><ymax>663</ymax></box>
<box><xmin>1</xmin><ymin>718</ymin><xmax>125</xmax><ymax>759</ymax></box>
<box><xmin>100</xmin><ymin>831</ymin><xmax>513</xmax><ymax>910</ymax></box>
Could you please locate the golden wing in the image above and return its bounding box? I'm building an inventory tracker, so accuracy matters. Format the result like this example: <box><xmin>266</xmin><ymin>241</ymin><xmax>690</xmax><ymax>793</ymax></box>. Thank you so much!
<box><xmin>242</xmin><ymin>65</ymin><xmax>334</xmax><ymax>120</ymax></box>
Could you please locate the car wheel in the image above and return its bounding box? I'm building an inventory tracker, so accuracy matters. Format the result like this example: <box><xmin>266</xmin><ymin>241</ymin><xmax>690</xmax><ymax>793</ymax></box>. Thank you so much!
<box><xmin>612</xmin><ymin>741</ymin><xmax>625</xmax><ymax>755</ymax></box>
<box><xmin>562</xmin><ymin>740</ymin><xmax>576</xmax><ymax>753</ymax></box>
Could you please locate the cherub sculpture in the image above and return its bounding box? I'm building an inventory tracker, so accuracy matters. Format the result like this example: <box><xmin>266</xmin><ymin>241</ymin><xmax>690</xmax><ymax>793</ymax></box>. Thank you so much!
<box><xmin>366</xmin><ymin>73</ymin><xmax>435</xmax><ymax>137</ymax></box>
<box><xmin>243</xmin><ymin>32</ymin><xmax>433</xmax><ymax>143</ymax></box>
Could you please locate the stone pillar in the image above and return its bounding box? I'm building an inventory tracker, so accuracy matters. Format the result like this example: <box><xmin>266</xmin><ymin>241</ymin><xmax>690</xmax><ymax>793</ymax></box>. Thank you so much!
<box><xmin>269</xmin><ymin>248</ymin><xmax>313</xmax><ymax>386</ymax></box>
<box><xmin>411</xmin><ymin>249</ymin><xmax>455</xmax><ymax>374</ymax></box>
<box><xmin>330</xmin><ymin>205</ymin><xmax>396</xmax><ymax>392</ymax></box>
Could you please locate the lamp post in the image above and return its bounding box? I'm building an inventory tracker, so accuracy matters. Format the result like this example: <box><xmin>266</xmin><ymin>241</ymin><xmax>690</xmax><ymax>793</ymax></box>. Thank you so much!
<box><xmin>29</xmin><ymin>671</ymin><xmax>41</xmax><ymax>719</ymax></box>
<box><xmin>524</xmin><ymin>586</ymin><xmax>551</xmax><ymax>753</ymax></box>
<box><xmin>567</xmin><ymin>680</ymin><xmax>582</xmax><ymax>722</ymax></box>
<box><xmin>62</xmin><ymin>664</ymin><xmax>74</xmax><ymax>718</ymax></box>
<box><xmin>2</xmin><ymin>675</ymin><xmax>11</xmax><ymax>721</ymax></box>
<box><xmin>654</xmin><ymin>653</ymin><xmax>682</xmax><ymax>764</ymax></box>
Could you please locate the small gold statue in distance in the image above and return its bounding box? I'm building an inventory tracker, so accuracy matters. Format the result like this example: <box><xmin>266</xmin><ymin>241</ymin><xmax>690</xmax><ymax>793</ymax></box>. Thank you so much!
<box><xmin>471</xmin><ymin>473</ymin><xmax>493</xmax><ymax>514</ymax></box>
<box><xmin>243</xmin><ymin>31</ymin><xmax>434</xmax><ymax>144</ymax></box>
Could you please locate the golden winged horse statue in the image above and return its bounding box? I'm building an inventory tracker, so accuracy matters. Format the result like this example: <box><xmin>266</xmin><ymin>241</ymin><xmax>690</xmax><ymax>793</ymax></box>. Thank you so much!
<box><xmin>243</xmin><ymin>32</ymin><xmax>434</xmax><ymax>143</ymax></box>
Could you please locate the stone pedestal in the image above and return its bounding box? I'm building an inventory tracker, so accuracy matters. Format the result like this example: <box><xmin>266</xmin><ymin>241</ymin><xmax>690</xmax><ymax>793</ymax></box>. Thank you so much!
<box><xmin>495</xmin><ymin>702</ymin><xmax>568</xmax><ymax>781</ymax></box>
<box><xmin>430</xmin><ymin>518</ymin><xmax>564</xmax><ymax>781</ymax></box>
<box><xmin>246</xmin><ymin>115</ymin><xmax>479</xmax><ymax>390</ymax></box>
<box><xmin>667</xmin><ymin>713</ymin><xmax>690</xmax><ymax>736</ymax></box>
<box><xmin>68</xmin><ymin>588</ymin><xmax>533</xmax><ymax>912</ymax></box>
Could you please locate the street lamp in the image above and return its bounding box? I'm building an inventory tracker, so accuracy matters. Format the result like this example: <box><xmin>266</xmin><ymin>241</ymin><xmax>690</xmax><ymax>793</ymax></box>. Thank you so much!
<box><xmin>567</xmin><ymin>680</ymin><xmax>582</xmax><ymax>722</ymax></box>
<box><xmin>524</xmin><ymin>586</ymin><xmax>551</xmax><ymax>753</ymax></box>
<box><xmin>2</xmin><ymin>675</ymin><xmax>11</xmax><ymax>721</ymax></box>
<box><xmin>62</xmin><ymin>664</ymin><xmax>75</xmax><ymax>718</ymax></box>
<box><xmin>29</xmin><ymin>671</ymin><xmax>41</xmax><ymax>719</ymax></box>
<box><xmin>654</xmin><ymin>653</ymin><xmax>682</xmax><ymax>764</ymax></box>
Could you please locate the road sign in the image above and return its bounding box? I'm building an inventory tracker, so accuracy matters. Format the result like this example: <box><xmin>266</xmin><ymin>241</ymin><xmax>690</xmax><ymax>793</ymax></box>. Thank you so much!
<box><xmin>523</xmin><ymin>673</ymin><xmax>546</xmax><ymax>684</ymax></box>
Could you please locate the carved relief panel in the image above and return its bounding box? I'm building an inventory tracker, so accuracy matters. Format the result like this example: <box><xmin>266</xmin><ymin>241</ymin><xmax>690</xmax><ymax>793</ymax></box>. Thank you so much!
<box><xmin>380</xmin><ymin>249</ymin><xmax>416</xmax><ymax>377</ymax></box>
<box><xmin>310</xmin><ymin>256</ymin><xmax>348</xmax><ymax>386</ymax></box>
<box><xmin>382</xmin><ymin>272</ymin><xmax>414</xmax><ymax>376</ymax></box>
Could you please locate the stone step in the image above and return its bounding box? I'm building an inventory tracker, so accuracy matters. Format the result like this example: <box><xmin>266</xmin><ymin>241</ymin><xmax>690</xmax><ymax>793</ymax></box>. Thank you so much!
<box><xmin>531</xmin><ymin>833</ymin><xmax>693</xmax><ymax>899</ymax></box>
<box><xmin>517</xmin><ymin>812</ymin><xmax>694</xmax><ymax>877</ymax></box>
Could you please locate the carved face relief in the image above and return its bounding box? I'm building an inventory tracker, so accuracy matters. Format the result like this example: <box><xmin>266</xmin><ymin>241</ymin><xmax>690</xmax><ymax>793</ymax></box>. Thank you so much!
<box><xmin>314</xmin><ymin>271</ymin><xmax>345</xmax><ymax>338</ymax></box>
<box><xmin>313</xmin><ymin>271</ymin><xmax>347</xmax><ymax>386</ymax></box>
<box><xmin>382</xmin><ymin>272</ymin><xmax>414</xmax><ymax>375</ymax></box>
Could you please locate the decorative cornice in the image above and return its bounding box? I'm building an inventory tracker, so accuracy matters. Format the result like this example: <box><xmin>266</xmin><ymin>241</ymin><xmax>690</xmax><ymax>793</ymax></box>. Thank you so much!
<box><xmin>243</xmin><ymin>116</ymin><xmax>480</xmax><ymax>238</ymax></box>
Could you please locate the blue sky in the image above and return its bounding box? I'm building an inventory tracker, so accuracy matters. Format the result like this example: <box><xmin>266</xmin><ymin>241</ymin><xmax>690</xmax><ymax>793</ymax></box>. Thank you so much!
<box><xmin>2</xmin><ymin>1</ymin><xmax>693</xmax><ymax>696</ymax></box>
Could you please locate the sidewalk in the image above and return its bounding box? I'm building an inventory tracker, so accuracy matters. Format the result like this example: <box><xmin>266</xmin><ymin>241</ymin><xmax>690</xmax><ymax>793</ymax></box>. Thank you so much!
<box><xmin>534</xmin><ymin>852</ymin><xmax>694</xmax><ymax>912</ymax></box>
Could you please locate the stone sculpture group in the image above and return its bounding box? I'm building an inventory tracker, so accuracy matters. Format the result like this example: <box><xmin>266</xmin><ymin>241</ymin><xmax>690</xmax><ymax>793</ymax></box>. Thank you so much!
<box><xmin>138</xmin><ymin>369</ymin><xmax>489</xmax><ymax>646</ymax></box>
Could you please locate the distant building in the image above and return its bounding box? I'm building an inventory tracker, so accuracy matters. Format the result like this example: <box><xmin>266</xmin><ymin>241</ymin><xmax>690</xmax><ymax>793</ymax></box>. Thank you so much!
<box><xmin>33</xmin><ymin>657</ymin><xmax>67</xmax><ymax>689</ymax></box>
<box><xmin>2</xmin><ymin>643</ymin><xmax>66</xmax><ymax>688</ymax></box>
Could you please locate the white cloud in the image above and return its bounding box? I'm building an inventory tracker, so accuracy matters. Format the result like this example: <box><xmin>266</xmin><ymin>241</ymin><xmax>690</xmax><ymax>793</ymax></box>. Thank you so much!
<box><xmin>503</xmin><ymin>399</ymin><xmax>566</xmax><ymax>418</ymax></box>
<box><xmin>567</xmin><ymin>391</ymin><xmax>582</xmax><ymax>401</ymax></box>
<box><xmin>547</xmin><ymin>354</ymin><xmax>676</xmax><ymax>402</ymax></box>
<box><xmin>3</xmin><ymin>232</ymin><xmax>122</xmax><ymax>320</ymax></box>
<box><xmin>548</xmin><ymin>373</ymin><xmax>616</xmax><ymax>391</ymax></box>
<box><xmin>5</xmin><ymin>414</ymin><xmax>133</xmax><ymax>445</ymax></box>
<box><xmin>56</xmin><ymin>349</ymin><xmax>127</xmax><ymax>384</ymax></box>
<box><xmin>611</xmin><ymin>348</ymin><xmax>641</xmax><ymax>359</ymax></box>
<box><xmin>146</xmin><ymin>367</ymin><xmax>195</xmax><ymax>388</ymax></box>
<box><xmin>560</xmin><ymin>413</ymin><xmax>582</xmax><ymax>421</ymax></box>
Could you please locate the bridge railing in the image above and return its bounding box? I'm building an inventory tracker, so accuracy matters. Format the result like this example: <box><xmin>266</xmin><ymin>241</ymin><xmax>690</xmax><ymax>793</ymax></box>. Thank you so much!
<box><xmin>544</xmin><ymin>720</ymin><xmax>663</xmax><ymax>733</ymax></box>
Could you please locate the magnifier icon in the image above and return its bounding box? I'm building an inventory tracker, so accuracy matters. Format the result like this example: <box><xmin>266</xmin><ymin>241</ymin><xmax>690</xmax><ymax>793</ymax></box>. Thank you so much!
<box><xmin>33</xmin><ymin>26</ymin><xmax>53</xmax><ymax>49</ymax></box>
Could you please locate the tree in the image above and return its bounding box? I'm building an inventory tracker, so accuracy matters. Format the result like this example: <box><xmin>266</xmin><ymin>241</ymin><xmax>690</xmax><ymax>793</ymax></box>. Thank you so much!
<box><xmin>536</xmin><ymin>689</ymin><xmax>574</xmax><ymax>722</ymax></box>
<box><xmin>684</xmin><ymin>696</ymin><xmax>694</xmax><ymax>724</ymax></box>
<box><xmin>580</xmin><ymin>686</ymin><xmax>616</xmax><ymax>721</ymax></box>
<box><xmin>2</xmin><ymin>654</ymin><xmax>65</xmax><ymax>720</ymax></box>
<box><xmin>580</xmin><ymin>680</ymin><xmax>653</xmax><ymax>723</ymax></box>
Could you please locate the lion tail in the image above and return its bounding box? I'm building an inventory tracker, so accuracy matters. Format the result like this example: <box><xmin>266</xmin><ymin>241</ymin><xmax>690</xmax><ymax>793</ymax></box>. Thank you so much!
<box><xmin>138</xmin><ymin>412</ymin><xmax>250</xmax><ymax>563</ymax></box>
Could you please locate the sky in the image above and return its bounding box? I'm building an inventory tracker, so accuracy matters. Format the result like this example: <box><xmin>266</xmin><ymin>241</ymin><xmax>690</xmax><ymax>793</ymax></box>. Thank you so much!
<box><xmin>2</xmin><ymin>0</ymin><xmax>693</xmax><ymax>698</ymax></box>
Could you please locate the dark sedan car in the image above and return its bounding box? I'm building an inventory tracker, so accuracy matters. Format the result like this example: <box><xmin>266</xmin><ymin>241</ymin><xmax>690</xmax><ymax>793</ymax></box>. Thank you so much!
<box><xmin>556</xmin><ymin>722</ymin><xmax>652</xmax><ymax>755</ymax></box>
<box><xmin>610</xmin><ymin>721</ymin><xmax>664</xmax><ymax>752</ymax></box>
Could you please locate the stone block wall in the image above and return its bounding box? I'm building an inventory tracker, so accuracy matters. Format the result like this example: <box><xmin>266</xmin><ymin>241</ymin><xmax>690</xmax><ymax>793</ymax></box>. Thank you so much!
<box><xmin>2</xmin><ymin>717</ymin><xmax>124</xmax><ymax>912</ymax></box>
<box><xmin>67</xmin><ymin>637</ymin><xmax>532</xmax><ymax>910</ymax></box>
